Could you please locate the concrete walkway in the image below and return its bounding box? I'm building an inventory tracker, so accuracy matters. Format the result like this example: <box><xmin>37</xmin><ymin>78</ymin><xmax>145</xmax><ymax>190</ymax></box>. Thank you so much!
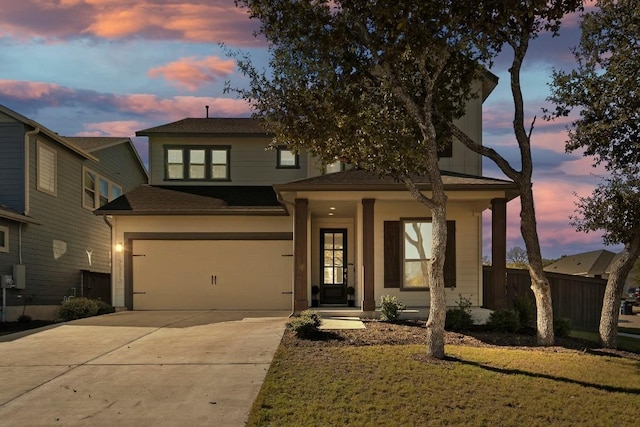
<box><xmin>0</xmin><ymin>310</ymin><xmax>289</xmax><ymax>426</ymax></box>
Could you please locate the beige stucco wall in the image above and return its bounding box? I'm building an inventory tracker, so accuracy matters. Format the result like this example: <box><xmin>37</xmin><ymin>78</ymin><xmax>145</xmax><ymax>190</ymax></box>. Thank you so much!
<box><xmin>110</xmin><ymin>215</ymin><xmax>292</xmax><ymax>307</ymax></box>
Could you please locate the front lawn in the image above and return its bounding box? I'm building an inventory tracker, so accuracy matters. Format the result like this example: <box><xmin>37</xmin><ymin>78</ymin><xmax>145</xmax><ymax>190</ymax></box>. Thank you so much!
<box><xmin>248</xmin><ymin>327</ymin><xmax>640</xmax><ymax>426</ymax></box>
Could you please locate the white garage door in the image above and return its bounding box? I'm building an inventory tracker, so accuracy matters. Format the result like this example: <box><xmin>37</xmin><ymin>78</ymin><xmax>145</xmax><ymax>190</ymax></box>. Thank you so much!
<box><xmin>132</xmin><ymin>239</ymin><xmax>293</xmax><ymax>310</ymax></box>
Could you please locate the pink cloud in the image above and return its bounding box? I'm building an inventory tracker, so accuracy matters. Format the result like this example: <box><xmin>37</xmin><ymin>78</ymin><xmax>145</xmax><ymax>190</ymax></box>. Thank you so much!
<box><xmin>1</xmin><ymin>1</ymin><xmax>262</xmax><ymax>46</ymax></box>
<box><xmin>114</xmin><ymin>94</ymin><xmax>250</xmax><ymax>120</ymax></box>
<box><xmin>148</xmin><ymin>56</ymin><xmax>235</xmax><ymax>91</ymax></box>
<box><xmin>77</xmin><ymin>120</ymin><xmax>143</xmax><ymax>137</ymax></box>
<box><xmin>0</xmin><ymin>80</ymin><xmax>73</xmax><ymax>100</ymax></box>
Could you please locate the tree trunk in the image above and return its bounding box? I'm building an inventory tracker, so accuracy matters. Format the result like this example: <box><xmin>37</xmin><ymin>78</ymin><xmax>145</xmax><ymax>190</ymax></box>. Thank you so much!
<box><xmin>426</xmin><ymin>204</ymin><xmax>448</xmax><ymax>359</ymax></box>
<box><xmin>519</xmin><ymin>183</ymin><xmax>555</xmax><ymax>345</ymax></box>
<box><xmin>599</xmin><ymin>231</ymin><xmax>640</xmax><ymax>348</ymax></box>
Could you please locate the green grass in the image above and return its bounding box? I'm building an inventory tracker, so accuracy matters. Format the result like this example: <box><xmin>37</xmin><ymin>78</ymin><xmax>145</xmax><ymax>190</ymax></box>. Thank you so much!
<box><xmin>248</xmin><ymin>344</ymin><xmax>640</xmax><ymax>426</ymax></box>
<box><xmin>570</xmin><ymin>330</ymin><xmax>640</xmax><ymax>353</ymax></box>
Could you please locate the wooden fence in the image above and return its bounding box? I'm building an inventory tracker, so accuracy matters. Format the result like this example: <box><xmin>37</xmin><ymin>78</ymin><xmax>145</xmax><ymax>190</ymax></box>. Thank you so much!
<box><xmin>483</xmin><ymin>266</ymin><xmax>607</xmax><ymax>332</ymax></box>
<box><xmin>81</xmin><ymin>270</ymin><xmax>112</xmax><ymax>305</ymax></box>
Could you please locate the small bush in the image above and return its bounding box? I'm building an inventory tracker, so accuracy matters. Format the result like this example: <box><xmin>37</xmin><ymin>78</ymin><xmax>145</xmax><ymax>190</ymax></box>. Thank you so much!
<box><xmin>95</xmin><ymin>299</ymin><xmax>115</xmax><ymax>315</ymax></box>
<box><xmin>513</xmin><ymin>295</ymin><xmax>535</xmax><ymax>329</ymax></box>
<box><xmin>445</xmin><ymin>294</ymin><xmax>474</xmax><ymax>332</ymax></box>
<box><xmin>58</xmin><ymin>297</ymin><xmax>99</xmax><ymax>321</ymax></box>
<box><xmin>17</xmin><ymin>314</ymin><xmax>32</xmax><ymax>323</ymax></box>
<box><xmin>286</xmin><ymin>309</ymin><xmax>322</xmax><ymax>338</ymax></box>
<box><xmin>487</xmin><ymin>310</ymin><xmax>521</xmax><ymax>333</ymax></box>
<box><xmin>380</xmin><ymin>295</ymin><xmax>406</xmax><ymax>322</ymax></box>
<box><xmin>554</xmin><ymin>317</ymin><xmax>572</xmax><ymax>337</ymax></box>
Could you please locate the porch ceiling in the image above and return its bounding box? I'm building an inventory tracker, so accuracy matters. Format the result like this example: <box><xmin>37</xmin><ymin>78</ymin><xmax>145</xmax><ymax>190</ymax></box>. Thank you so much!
<box><xmin>308</xmin><ymin>200</ymin><xmax>357</xmax><ymax>219</ymax></box>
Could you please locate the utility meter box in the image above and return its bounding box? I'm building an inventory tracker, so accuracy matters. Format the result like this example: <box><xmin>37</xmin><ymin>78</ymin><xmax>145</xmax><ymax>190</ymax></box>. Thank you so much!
<box><xmin>12</xmin><ymin>264</ymin><xmax>26</xmax><ymax>289</ymax></box>
<box><xmin>1</xmin><ymin>275</ymin><xmax>12</xmax><ymax>288</ymax></box>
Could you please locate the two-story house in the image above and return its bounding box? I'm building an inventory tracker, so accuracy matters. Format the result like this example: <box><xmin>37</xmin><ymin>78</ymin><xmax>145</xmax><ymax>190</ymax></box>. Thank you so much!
<box><xmin>0</xmin><ymin>105</ymin><xmax>148</xmax><ymax>321</ymax></box>
<box><xmin>96</xmin><ymin>78</ymin><xmax>518</xmax><ymax>316</ymax></box>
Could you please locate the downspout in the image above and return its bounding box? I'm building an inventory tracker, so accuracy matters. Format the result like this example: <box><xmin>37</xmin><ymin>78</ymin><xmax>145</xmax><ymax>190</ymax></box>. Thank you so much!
<box><xmin>103</xmin><ymin>215</ymin><xmax>114</xmax><ymax>306</ymax></box>
<box><xmin>276</xmin><ymin>192</ymin><xmax>297</xmax><ymax>318</ymax></box>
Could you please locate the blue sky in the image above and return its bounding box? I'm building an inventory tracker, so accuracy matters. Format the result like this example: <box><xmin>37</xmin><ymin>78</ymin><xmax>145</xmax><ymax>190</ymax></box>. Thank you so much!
<box><xmin>0</xmin><ymin>0</ymin><xmax>619</xmax><ymax>259</ymax></box>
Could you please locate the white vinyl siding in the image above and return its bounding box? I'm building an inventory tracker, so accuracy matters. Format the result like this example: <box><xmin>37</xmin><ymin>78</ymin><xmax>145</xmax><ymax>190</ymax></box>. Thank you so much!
<box><xmin>36</xmin><ymin>141</ymin><xmax>57</xmax><ymax>196</ymax></box>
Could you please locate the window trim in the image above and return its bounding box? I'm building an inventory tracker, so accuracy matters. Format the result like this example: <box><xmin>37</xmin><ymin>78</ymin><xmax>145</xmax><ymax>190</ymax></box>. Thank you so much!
<box><xmin>400</xmin><ymin>217</ymin><xmax>432</xmax><ymax>290</ymax></box>
<box><xmin>36</xmin><ymin>140</ymin><xmax>57</xmax><ymax>196</ymax></box>
<box><xmin>164</xmin><ymin>145</ymin><xmax>231</xmax><ymax>181</ymax></box>
<box><xmin>0</xmin><ymin>225</ymin><xmax>8</xmax><ymax>253</ymax></box>
<box><xmin>82</xmin><ymin>166</ymin><xmax>122</xmax><ymax>210</ymax></box>
<box><xmin>276</xmin><ymin>146</ymin><xmax>300</xmax><ymax>169</ymax></box>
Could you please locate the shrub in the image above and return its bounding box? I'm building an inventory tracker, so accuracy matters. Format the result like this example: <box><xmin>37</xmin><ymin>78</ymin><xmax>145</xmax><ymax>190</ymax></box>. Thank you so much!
<box><xmin>286</xmin><ymin>309</ymin><xmax>322</xmax><ymax>338</ymax></box>
<box><xmin>445</xmin><ymin>294</ymin><xmax>474</xmax><ymax>332</ymax></box>
<box><xmin>554</xmin><ymin>317</ymin><xmax>572</xmax><ymax>337</ymax></box>
<box><xmin>17</xmin><ymin>314</ymin><xmax>32</xmax><ymax>323</ymax></box>
<box><xmin>58</xmin><ymin>297</ymin><xmax>99</xmax><ymax>321</ymax></box>
<box><xmin>487</xmin><ymin>310</ymin><xmax>521</xmax><ymax>333</ymax></box>
<box><xmin>95</xmin><ymin>299</ymin><xmax>115</xmax><ymax>315</ymax></box>
<box><xmin>513</xmin><ymin>295</ymin><xmax>535</xmax><ymax>329</ymax></box>
<box><xmin>380</xmin><ymin>295</ymin><xmax>406</xmax><ymax>322</ymax></box>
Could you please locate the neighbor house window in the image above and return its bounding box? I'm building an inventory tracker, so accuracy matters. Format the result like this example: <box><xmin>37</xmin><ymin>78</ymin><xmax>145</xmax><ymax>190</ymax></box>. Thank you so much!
<box><xmin>165</xmin><ymin>146</ymin><xmax>230</xmax><ymax>181</ymax></box>
<box><xmin>277</xmin><ymin>147</ymin><xmax>299</xmax><ymax>168</ymax></box>
<box><xmin>82</xmin><ymin>167</ymin><xmax>122</xmax><ymax>210</ymax></box>
<box><xmin>36</xmin><ymin>141</ymin><xmax>57</xmax><ymax>196</ymax></box>
<box><xmin>383</xmin><ymin>219</ymin><xmax>457</xmax><ymax>290</ymax></box>
<box><xmin>0</xmin><ymin>226</ymin><xmax>8</xmax><ymax>253</ymax></box>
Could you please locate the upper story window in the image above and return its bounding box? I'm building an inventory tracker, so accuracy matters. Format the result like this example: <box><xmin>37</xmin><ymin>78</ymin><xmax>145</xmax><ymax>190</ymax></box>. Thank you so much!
<box><xmin>36</xmin><ymin>141</ymin><xmax>57</xmax><ymax>196</ymax></box>
<box><xmin>165</xmin><ymin>146</ymin><xmax>230</xmax><ymax>181</ymax></box>
<box><xmin>83</xmin><ymin>167</ymin><xmax>122</xmax><ymax>210</ymax></box>
<box><xmin>324</xmin><ymin>160</ymin><xmax>344</xmax><ymax>174</ymax></box>
<box><xmin>0</xmin><ymin>226</ymin><xmax>8</xmax><ymax>253</ymax></box>
<box><xmin>277</xmin><ymin>146</ymin><xmax>299</xmax><ymax>169</ymax></box>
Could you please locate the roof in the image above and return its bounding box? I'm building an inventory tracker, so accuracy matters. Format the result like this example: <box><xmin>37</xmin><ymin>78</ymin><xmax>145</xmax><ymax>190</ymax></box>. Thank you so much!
<box><xmin>274</xmin><ymin>169</ymin><xmax>519</xmax><ymax>199</ymax></box>
<box><xmin>94</xmin><ymin>185</ymin><xmax>286</xmax><ymax>216</ymax></box>
<box><xmin>0</xmin><ymin>204</ymin><xmax>41</xmax><ymax>225</ymax></box>
<box><xmin>136</xmin><ymin>118</ymin><xmax>268</xmax><ymax>136</ymax></box>
<box><xmin>0</xmin><ymin>104</ymin><xmax>97</xmax><ymax>162</ymax></box>
<box><xmin>544</xmin><ymin>250</ymin><xmax>616</xmax><ymax>277</ymax></box>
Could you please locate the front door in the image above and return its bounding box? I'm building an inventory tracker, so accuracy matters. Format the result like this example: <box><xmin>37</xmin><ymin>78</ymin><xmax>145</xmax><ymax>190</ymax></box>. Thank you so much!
<box><xmin>320</xmin><ymin>229</ymin><xmax>347</xmax><ymax>305</ymax></box>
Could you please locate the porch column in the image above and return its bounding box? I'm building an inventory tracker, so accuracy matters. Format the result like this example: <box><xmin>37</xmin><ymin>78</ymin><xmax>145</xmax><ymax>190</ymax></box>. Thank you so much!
<box><xmin>362</xmin><ymin>198</ymin><xmax>376</xmax><ymax>311</ymax></box>
<box><xmin>491</xmin><ymin>198</ymin><xmax>508</xmax><ymax>309</ymax></box>
<box><xmin>294</xmin><ymin>198</ymin><xmax>309</xmax><ymax>312</ymax></box>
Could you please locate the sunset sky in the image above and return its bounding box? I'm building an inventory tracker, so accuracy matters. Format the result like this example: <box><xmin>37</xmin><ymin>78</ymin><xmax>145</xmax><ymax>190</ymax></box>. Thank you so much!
<box><xmin>0</xmin><ymin>0</ymin><xmax>618</xmax><ymax>259</ymax></box>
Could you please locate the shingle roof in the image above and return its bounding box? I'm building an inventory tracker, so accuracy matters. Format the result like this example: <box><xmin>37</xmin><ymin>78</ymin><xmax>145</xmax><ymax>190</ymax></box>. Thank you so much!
<box><xmin>63</xmin><ymin>136</ymin><xmax>131</xmax><ymax>152</ymax></box>
<box><xmin>274</xmin><ymin>169</ymin><xmax>519</xmax><ymax>198</ymax></box>
<box><xmin>544</xmin><ymin>250</ymin><xmax>616</xmax><ymax>277</ymax></box>
<box><xmin>94</xmin><ymin>185</ymin><xmax>286</xmax><ymax>216</ymax></box>
<box><xmin>0</xmin><ymin>204</ymin><xmax>41</xmax><ymax>224</ymax></box>
<box><xmin>136</xmin><ymin>118</ymin><xmax>268</xmax><ymax>136</ymax></box>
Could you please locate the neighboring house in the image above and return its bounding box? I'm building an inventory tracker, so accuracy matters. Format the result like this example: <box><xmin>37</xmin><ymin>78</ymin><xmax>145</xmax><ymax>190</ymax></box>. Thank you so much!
<box><xmin>0</xmin><ymin>105</ymin><xmax>148</xmax><ymax>321</ymax></box>
<box><xmin>96</xmin><ymin>78</ymin><xmax>519</xmax><ymax>314</ymax></box>
<box><xmin>545</xmin><ymin>249</ymin><xmax>640</xmax><ymax>289</ymax></box>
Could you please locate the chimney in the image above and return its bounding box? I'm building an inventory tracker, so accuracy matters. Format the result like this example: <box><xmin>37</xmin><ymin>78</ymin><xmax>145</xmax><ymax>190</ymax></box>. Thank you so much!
<box><xmin>205</xmin><ymin>105</ymin><xmax>209</xmax><ymax>118</ymax></box>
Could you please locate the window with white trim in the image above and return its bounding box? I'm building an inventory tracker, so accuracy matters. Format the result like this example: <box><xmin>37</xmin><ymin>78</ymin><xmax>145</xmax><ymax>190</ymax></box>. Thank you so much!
<box><xmin>0</xmin><ymin>226</ymin><xmax>8</xmax><ymax>253</ymax></box>
<box><xmin>277</xmin><ymin>146</ymin><xmax>299</xmax><ymax>168</ymax></box>
<box><xmin>402</xmin><ymin>219</ymin><xmax>432</xmax><ymax>289</ymax></box>
<box><xmin>164</xmin><ymin>146</ymin><xmax>230</xmax><ymax>181</ymax></box>
<box><xmin>82</xmin><ymin>167</ymin><xmax>122</xmax><ymax>210</ymax></box>
<box><xmin>37</xmin><ymin>141</ymin><xmax>57</xmax><ymax>196</ymax></box>
<box><xmin>324</xmin><ymin>160</ymin><xmax>344</xmax><ymax>174</ymax></box>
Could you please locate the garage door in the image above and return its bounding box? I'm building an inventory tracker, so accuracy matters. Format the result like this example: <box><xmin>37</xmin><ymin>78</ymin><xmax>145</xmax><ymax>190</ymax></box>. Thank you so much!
<box><xmin>132</xmin><ymin>239</ymin><xmax>293</xmax><ymax>310</ymax></box>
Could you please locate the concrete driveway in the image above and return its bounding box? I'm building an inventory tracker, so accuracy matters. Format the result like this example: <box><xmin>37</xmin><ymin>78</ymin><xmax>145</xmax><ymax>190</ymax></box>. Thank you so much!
<box><xmin>0</xmin><ymin>310</ymin><xmax>289</xmax><ymax>426</ymax></box>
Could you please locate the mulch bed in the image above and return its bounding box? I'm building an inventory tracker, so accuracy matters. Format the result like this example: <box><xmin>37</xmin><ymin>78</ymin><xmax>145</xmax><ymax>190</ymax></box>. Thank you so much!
<box><xmin>282</xmin><ymin>319</ymin><xmax>640</xmax><ymax>361</ymax></box>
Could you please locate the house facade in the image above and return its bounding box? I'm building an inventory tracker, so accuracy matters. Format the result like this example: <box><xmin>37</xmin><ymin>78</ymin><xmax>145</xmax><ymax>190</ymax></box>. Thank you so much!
<box><xmin>0</xmin><ymin>105</ymin><xmax>148</xmax><ymax>321</ymax></box>
<box><xmin>97</xmin><ymin>81</ymin><xmax>518</xmax><ymax>315</ymax></box>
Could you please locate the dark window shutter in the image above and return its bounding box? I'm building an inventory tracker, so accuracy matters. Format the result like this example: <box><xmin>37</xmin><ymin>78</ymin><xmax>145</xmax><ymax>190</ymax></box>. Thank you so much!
<box><xmin>444</xmin><ymin>220</ymin><xmax>456</xmax><ymax>288</ymax></box>
<box><xmin>384</xmin><ymin>221</ymin><xmax>400</xmax><ymax>288</ymax></box>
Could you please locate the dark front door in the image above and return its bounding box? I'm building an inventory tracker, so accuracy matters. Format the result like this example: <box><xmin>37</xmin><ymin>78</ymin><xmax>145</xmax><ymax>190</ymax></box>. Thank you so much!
<box><xmin>320</xmin><ymin>229</ymin><xmax>347</xmax><ymax>305</ymax></box>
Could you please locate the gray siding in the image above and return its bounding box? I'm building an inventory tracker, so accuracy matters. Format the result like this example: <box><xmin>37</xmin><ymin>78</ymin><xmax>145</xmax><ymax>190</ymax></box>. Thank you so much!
<box><xmin>5</xmin><ymin>136</ymin><xmax>146</xmax><ymax>308</ymax></box>
<box><xmin>148</xmin><ymin>135</ymin><xmax>308</xmax><ymax>186</ymax></box>
<box><xmin>0</xmin><ymin>122</ymin><xmax>26</xmax><ymax>211</ymax></box>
